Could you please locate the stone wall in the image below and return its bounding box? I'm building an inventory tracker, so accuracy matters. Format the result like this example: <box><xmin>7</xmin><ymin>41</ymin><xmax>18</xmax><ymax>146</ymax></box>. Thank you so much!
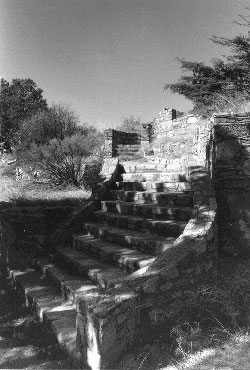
<box><xmin>103</xmin><ymin>109</ymin><xmax>204</xmax><ymax>161</ymax></box>
<box><xmin>75</xmin><ymin>159</ymin><xmax>217</xmax><ymax>369</ymax></box>
<box><xmin>208</xmin><ymin>113</ymin><xmax>250</xmax><ymax>255</ymax></box>
<box><xmin>123</xmin><ymin>162</ymin><xmax>217</xmax><ymax>332</ymax></box>
<box><xmin>104</xmin><ymin>129</ymin><xmax>142</xmax><ymax>158</ymax></box>
<box><xmin>0</xmin><ymin>205</ymin><xmax>76</xmax><ymax>268</ymax></box>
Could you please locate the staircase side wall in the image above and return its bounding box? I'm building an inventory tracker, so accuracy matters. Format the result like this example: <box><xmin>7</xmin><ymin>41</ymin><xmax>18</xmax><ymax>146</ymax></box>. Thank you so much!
<box><xmin>209</xmin><ymin>114</ymin><xmax>250</xmax><ymax>255</ymax></box>
<box><xmin>124</xmin><ymin>163</ymin><xmax>217</xmax><ymax>334</ymax></box>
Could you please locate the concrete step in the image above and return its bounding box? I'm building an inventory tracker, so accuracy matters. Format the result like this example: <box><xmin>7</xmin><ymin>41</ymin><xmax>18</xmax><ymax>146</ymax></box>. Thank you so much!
<box><xmin>110</xmin><ymin>190</ymin><xmax>193</xmax><ymax>206</ymax></box>
<box><xmin>117</xmin><ymin>181</ymin><xmax>191</xmax><ymax>192</ymax></box>
<box><xmin>54</xmin><ymin>247</ymin><xmax>129</xmax><ymax>289</ymax></box>
<box><xmin>9</xmin><ymin>268</ymin><xmax>80</xmax><ymax>367</ymax></box>
<box><xmin>73</xmin><ymin>234</ymin><xmax>156</xmax><ymax>271</ymax></box>
<box><xmin>122</xmin><ymin>172</ymin><xmax>186</xmax><ymax>182</ymax></box>
<box><xmin>94</xmin><ymin>211</ymin><xmax>186</xmax><ymax>238</ymax></box>
<box><xmin>85</xmin><ymin>222</ymin><xmax>176</xmax><ymax>254</ymax></box>
<box><xmin>101</xmin><ymin>201</ymin><xmax>193</xmax><ymax>221</ymax></box>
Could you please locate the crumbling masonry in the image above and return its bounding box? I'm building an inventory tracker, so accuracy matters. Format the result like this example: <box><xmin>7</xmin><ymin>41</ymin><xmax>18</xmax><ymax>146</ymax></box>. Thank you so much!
<box><xmin>2</xmin><ymin>108</ymin><xmax>250</xmax><ymax>369</ymax></box>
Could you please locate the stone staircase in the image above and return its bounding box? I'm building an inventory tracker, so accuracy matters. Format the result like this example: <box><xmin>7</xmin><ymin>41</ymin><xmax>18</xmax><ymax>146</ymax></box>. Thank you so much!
<box><xmin>116</xmin><ymin>144</ymin><xmax>142</xmax><ymax>161</ymax></box>
<box><xmin>7</xmin><ymin>112</ymin><xmax>219</xmax><ymax>369</ymax></box>
<box><xmin>9</xmin><ymin>157</ymin><xmax>195</xmax><ymax>369</ymax></box>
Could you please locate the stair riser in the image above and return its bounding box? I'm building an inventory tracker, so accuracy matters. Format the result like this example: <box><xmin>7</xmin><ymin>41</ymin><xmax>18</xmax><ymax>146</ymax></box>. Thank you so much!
<box><xmin>55</xmin><ymin>249</ymin><xmax>126</xmax><ymax>289</ymax></box>
<box><xmin>110</xmin><ymin>190</ymin><xmax>193</xmax><ymax>207</ymax></box>
<box><xmin>101</xmin><ymin>202</ymin><xmax>192</xmax><ymax>221</ymax></box>
<box><xmin>95</xmin><ymin>212</ymin><xmax>184</xmax><ymax>238</ymax></box>
<box><xmin>75</xmin><ymin>240</ymin><xmax>155</xmax><ymax>271</ymax></box>
<box><xmin>74</xmin><ymin>235</ymin><xmax>156</xmax><ymax>272</ymax></box>
<box><xmin>121</xmin><ymin>164</ymin><xmax>167</xmax><ymax>173</ymax></box>
<box><xmin>117</xmin><ymin>148</ymin><xmax>141</xmax><ymax>153</ymax></box>
<box><xmin>36</xmin><ymin>263</ymin><xmax>86</xmax><ymax>304</ymax></box>
<box><xmin>122</xmin><ymin>173</ymin><xmax>186</xmax><ymax>182</ymax></box>
<box><xmin>85</xmin><ymin>223</ymin><xmax>176</xmax><ymax>254</ymax></box>
<box><xmin>117</xmin><ymin>182</ymin><xmax>191</xmax><ymax>192</ymax></box>
<box><xmin>117</xmin><ymin>144</ymin><xmax>141</xmax><ymax>149</ymax></box>
<box><xmin>117</xmin><ymin>155</ymin><xmax>143</xmax><ymax>161</ymax></box>
<box><xmin>10</xmin><ymin>269</ymin><xmax>81</xmax><ymax>367</ymax></box>
<box><xmin>61</xmin><ymin>281</ymin><xmax>98</xmax><ymax>304</ymax></box>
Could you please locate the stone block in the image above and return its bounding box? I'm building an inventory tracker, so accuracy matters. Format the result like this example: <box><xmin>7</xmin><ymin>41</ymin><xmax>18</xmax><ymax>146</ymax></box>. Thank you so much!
<box><xmin>160</xmin><ymin>281</ymin><xmax>173</xmax><ymax>291</ymax></box>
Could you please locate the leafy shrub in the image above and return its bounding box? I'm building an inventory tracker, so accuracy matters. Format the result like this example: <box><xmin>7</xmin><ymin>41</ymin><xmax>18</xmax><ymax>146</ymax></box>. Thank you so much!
<box><xmin>15</xmin><ymin>104</ymin><xmax>104</xmax><ymax>188</ymax></box>
<box><xmin>210</xmin><ymin>92</ymin><xmax>250</xmax><ymax>115</ymax></box>
<box><xmin>118</xmin><ymin>115</ymin><xmax>142</xmax><ymax>133</ymax></box>
<box><xmin>28</xmin><ymin>133</ymin><xmax>103</xmax><ymax>187</ymax></box>
<box><xmin>16</xmin><ymin>104</ymin><xmax>82</xmax><ymax>152</ymax></box>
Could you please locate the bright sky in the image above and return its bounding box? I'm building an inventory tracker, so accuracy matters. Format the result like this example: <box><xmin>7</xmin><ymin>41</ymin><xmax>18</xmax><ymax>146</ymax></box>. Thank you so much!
<box><xmin>1</xmin><ymin>0</ymin><xmax>250</xmax><ymax>129</ymax></box>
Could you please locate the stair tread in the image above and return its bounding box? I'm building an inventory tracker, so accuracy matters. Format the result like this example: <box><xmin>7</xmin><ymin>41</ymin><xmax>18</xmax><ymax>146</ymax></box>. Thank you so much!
<box><xmin>110</xmin><ymin>190</ymin><xmax>193</xmax><ymax>206</ymax></box>
<box><xmin>11</xmin><ymin>268</ymin><xmax>73</xmax><ymax>315</ymax></box>
<box><xmin>123</xmin><ymin>171</ymin><xmax>185</xmax><ymax>175</ymax></box>
<box><xmin>38</xmin><ymin>260</ymin><xmax>96</xmax><ymax>294</ymax></box>
<box><xmin>111</xmin><ymin>190</ymin><xmax>192</xmax><ymax>195</ymax></box>
<box><xmin>87</xmin><ymin>221</ymin><xmax>175</xmax><ymax>238</ymax></box>
<box><xmin>101</xmin><ymin>200</ymin><xmax>193</xmax><ymax>221</ymax></box>
<box><xmin>55</xmin><ymin>246</ymin><xmax>129</xmax><ymax>288</ymax></box>
<box><xmin>37</xmin><ymin>259</ymin><xmax>98</xmax><ymax>302</ymax></box>
<box><xmin>94</xmin><ymin>211</ymin><xmax>186</xmax><ymax>237</ymax></box>
<box><xmin>117</xmin><ymin>181</ymin><xmax>192</xmax><ymax>191</ymax></box>
<box><xmin>10</xmin><ymin>267</ymin><xmax>80</xmax><ymax>362</ymax></box>
<box><xmin>95</xmin><ymin>211</ymin><xmax>186</xmax><ymax>226</ymax></box>
<box><xmin>85</xmin><ymin>222</ymin><xmax>177</xmax><ymax>253</ymax></box>
<box><xmin>102</xmin><ymin>200</ymin><xmax>193</xmax><ymax>210</ymax></box>
<box><xmin>74</xmin><ymin>234</ymin><xmax>156</xmax><ymax>270</ymax></box>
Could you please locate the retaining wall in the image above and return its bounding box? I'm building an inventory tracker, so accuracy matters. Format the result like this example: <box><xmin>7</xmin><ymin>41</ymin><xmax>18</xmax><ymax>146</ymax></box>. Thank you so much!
<box><xmin>75</xmin><ymin>158</ymin><xmax>217</xmax><ymax>369</ymax></box>
<box><xmin>0</xmin><ymin>205</ymin><xmax>76</xmax><ymax>269</ymax></box>
<box><xmin>209</xmin><ymin>113</ymin><xmax>250</xmax><ymax>255</ymax></box>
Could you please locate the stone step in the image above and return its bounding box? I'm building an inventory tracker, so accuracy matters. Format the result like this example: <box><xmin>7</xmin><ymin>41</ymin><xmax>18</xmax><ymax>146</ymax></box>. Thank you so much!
<box><xmin>73</xmin><ymin>234</ymin><xmax>156</xmax><ymax>271</ymax></box>
<box><xmin>120</xmin><ymin>162</ymin><xmax>167</xmax><ymax>173</ymax></box>
<box><xmin>94</xmin><ymin>211</ymin><xmax>186</xmax><ymax>238</ymax></box>
<box><xmin>85</xmin><ymin>222</ymin><xmax>176</xmax><ymax>254</ymax></box>
<box><xmin>120</xmin><ymin>159</ymin><xmax>184</xmax><ymax>173</ymax></box>
<box><xmin>117</xmin><ymin>144</ymin><xmax>141</xmax><ymax>149</ymax></box>
<box><xmin>9</xmin><ymin>269</ymin><xmax>80</xmax><ymax>367</ymax></box>
<box><xmin>54</xmin><ymin>247</ymin><xmax>129</xmax><ymax>289</ymax></box>
<box><xmin>117</xmin><ymin>146</ymin><xmax>141</xmax><ymax>152</ymax></box>
<box><xmin>118</xmin><ymin>154</ymin><xmax>143</xmax><ymax>161</ymax></box>
<box><xmin>117</xmin><ymin>181</ymin><xmax>191</xmax><ymax>192</ymax></box>
<box><xmin>110</xmin><ymin>190</ymin><xmax>193</xmax><ymax>206</ymax></box>
<box><xmin>122</xmin><ymin>172</ymin><xmax>186</xmax><ymax>182</ymax></box>
<box><xmin>101</xmin><ymin>201</ymin><xmax>193</xmax><ymax>221</ymax></box>
<box><xmin>37</xmin><ymin>259</ymin><xmax>98</xmax><ymax>303</ymax></box>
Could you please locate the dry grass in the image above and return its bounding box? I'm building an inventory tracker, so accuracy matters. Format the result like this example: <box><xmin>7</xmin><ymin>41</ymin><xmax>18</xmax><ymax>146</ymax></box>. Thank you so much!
<box><xmin>120</xmin><ymin>256</ymin><xmax>250</xmax><ymax>370</ymax></box>
<box><xmin>0</xmin><ymin>157</ymin><xmax>90</xmax><ymax>205</ymax></box>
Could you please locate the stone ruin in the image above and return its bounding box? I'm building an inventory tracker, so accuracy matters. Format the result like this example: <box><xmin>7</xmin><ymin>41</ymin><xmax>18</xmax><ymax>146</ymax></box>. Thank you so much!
<box><xmin>1</xmin><ymin>107</ymin><xmax>250</xmax><ymax>369</ymax></box>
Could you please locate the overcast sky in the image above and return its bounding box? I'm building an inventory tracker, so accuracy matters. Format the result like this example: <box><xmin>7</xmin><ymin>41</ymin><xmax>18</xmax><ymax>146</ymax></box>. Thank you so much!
<box><xmin>1</xmin><ymin>0</ymin><xmax>250</xmax><ymax>129</ymax></box>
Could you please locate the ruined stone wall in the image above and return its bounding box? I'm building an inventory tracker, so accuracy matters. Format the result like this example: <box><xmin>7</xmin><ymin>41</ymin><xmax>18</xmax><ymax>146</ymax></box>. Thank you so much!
<box><xmin>103</xmin><ymin>109</ymin><xmax>204</xmax><ymax>160</ymax></box>
<box><xmin>123</xmin><ymin>164</ymin><xmax>217</xmax><ymax>332</ymax></box>
<box><xmin>76</xmin><ymin>161</ymin><xmax>217</xmax><ymax>369</ymax></box>
<box><xmin>151</xmin><ymin>108</ymin><xmax>176</xmax><ymax>138</ymax></box>
<box><xmin>0</xmin><ymin>205</ymin><xmax>75</xmax><ymax>267</ymax></box>
<box><xmin>208</xmin><ymin>113</ymin><xmax>250</xmax><ymax>255</ymax></box>
<box><xmin>104</xmin><ymin>129</ymin><xmax>142</xmax><ymax>157</ymax></box>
